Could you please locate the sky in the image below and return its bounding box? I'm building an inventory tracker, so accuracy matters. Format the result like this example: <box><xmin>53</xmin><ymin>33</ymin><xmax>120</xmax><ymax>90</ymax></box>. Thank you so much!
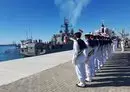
<box><xmin>0</xmin><ymin>0</ymin><xmax>130</xmax><ymax>44</ymax></box>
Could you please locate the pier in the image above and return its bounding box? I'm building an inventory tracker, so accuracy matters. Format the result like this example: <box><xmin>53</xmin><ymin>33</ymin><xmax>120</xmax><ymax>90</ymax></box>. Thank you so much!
<box><xmin>0</xmin><ymin>50</ymin><xmax>130</xmax><ymax>92</ymax></box>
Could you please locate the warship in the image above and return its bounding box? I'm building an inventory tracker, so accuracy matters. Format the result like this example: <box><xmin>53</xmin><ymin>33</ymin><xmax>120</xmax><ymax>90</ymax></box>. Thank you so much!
<box><xmin>20</xmin><ymin>18</ymin><xmax>74</xmax><ymax>57</ymax></box>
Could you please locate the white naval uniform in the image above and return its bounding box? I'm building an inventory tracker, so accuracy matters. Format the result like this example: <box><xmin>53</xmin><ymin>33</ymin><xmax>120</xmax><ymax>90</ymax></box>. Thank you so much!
<box><xmin>94</xmin><ymin>45</ymin><xmax>99</xmax><ymax>72</ymax></box>
<box><xmin>106</xmin><ymin>43</ymin><xmax>109</xmax><ymax>60</ymax></box>
<box><xmin>84</xmin><ymin>40</ymin><xmax>95</xmax><ymax>81</ymax></box>
<box><xmin>112</xmin><ymin>39</ymin><xmax>117</xmax><ymax>52</ymax></box>
<box><xmin>93</xmin><ymin>40</ymin><xmax>102</xmax><ymax>71</ymax></box>
<box><xmin>97</xmin><ymin>45</ymin><xmax>104</xmax><ymax>69</ymax></box>
<box><xmin>107</xmin><ymin>42</ymin><xmax>113</xmax><ymax>58</ymax></box>
<box><xmin>72</xmin><ymin>39</ymin><xmax>87</xmax><ymax>83</ymax></box>
<box><xmin>103</xmin><ymin>45</ymin><xmax>107</xmax><ymax>64</ymax></box>
<box><xmin>120</xmin><ymin>39</ymin><xmax>125</xmax><ymax>52</ymax></box>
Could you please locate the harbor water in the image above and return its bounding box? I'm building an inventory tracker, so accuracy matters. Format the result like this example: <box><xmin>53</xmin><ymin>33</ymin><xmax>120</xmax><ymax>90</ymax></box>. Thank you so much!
<box><xmin>0</xmin><ymin>45</ymin><xmax>23</xmax><ymax>62</ymax></box>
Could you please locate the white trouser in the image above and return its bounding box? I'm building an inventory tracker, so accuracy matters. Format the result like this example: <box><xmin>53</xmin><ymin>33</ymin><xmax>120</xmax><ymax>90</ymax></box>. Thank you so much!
<box><xmin>121</xmin><ymin>43</ymin><xmax>124</xmax><ymax>52</ymax></box>
<box><xmin>75</xmin><ymin>62</ymin><xmax>86</xmax><ymax>83</ymax></box>
<box><xmin>103</xmin><ymin>45</ymin><xmax>107</xmax><ymax>63</ymax></box>
<box><xmin>95</xmin><ymin>46</ymin><xmax>102</xmax><ymax>70</ymax></box>
<box><xmin>108</xmin><ymin>44</ymin><xmax>111</xmax><ymax>58</ymax></box>
<box><xmin>85</xmin><ymin>60</ymin><xmax>91</xmax><ymax>81</ymax></box>
<box><xmin>90</xmin><ymin>55</ymin><xmax>95</xmax><ymax>77</ymax></box>
<box><xmin>113</xmin><ymin>43</ymin><xmax>117</xmax><ymax>52</ymax></box>
<box><xmin>108</xmin><ymin>44</ymin><xmax>113</xmax><ymax>58</ymax></box>
<box><xmin>94</xmin><ymin>46</ymin><xmax>99</xmax><ymax>72</ymax></box>
<box><xmin>105</xmin><ymin>45</ymin><xmax>108</xmax><ymax>59</ymax></box>
<box><xmin>97</xmin><ymin>46</ymin><xmax>104</xmax><ymax>69</ymax></box>
<box><xmin>86</xmin><ymin>54</ymin><xmax>95</xmax><ymax>79</ymax></box>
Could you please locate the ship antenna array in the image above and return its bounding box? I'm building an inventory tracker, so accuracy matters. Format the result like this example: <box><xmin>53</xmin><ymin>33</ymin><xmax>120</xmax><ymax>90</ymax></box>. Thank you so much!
<box><xmin>26</xmin><ymin>30</ymin><xmax>28</xmax><ymax>40</ymax></box>
<box><xmin>29</xmin><ymin>26</ymin><xmax>33</xmax><ymax>40</ymax></box>
<box><xmin>26</xmin><ymin>25</ymin><xmax>33</xmax><ymax>40</ymax></box>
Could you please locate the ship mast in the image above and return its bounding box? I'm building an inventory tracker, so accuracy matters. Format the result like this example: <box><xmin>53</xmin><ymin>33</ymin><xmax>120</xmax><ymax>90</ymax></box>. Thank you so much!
<box><xmin>26</xmin><ymin>30</ymin><xmax>28</xmax><ymax>40</ymax></box>
<box><xmin>61</xmin><ymin>17</ymin><xmax>72</xmax><ymax>35</ymax></box>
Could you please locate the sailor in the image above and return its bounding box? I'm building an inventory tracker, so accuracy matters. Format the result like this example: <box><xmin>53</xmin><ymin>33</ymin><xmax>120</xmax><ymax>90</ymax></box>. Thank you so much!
<box><xmin>101</xmin><ymin>36</ymin><xmax>106</xmax><ymax>64</ymax></box>
<box><xmin>90</xmin><ymin>34</ymin><xmax>99</xmax><ymax>76</ymax></box>
<box><xmin>120</xmin><ymin>38</ymin><xmax>125</xmax><ymax>52</ymax></box>
<box><xmin>107</xmin><ymin>37</ymin><xmax>113</xmax><ymax>58</ymax></box>
<box><xmin>105</xmin><ymin>37</ymin><xmax>109</xmax><ymax>60</ymax></box>
<box><xmin>101</xmin><ymin>36</ymin><xmax>107</xmax><ymax>66</ymax></box>
<box><xmin>96</xmin><ymin>36</ymin><xmax>105</xmax><ymax>69</ymax></box>
<box><xmin>93</xmin><ymin>35</ymin><xmax>100</xmax><ymax>72</ymax></box>
<box><xmin>70</xmin><ymin>32</ymin><xmax>87</xmax><ymax>88</ymax></box>
<box><xmin>84</xmin><ymin>34</ymin><xmax>95</xmax><ymax>82</ymax></box>
<box><xmin>112</xmin><ymin>37</ymin><xmax>118</xmax><ymax>52</ymax></box>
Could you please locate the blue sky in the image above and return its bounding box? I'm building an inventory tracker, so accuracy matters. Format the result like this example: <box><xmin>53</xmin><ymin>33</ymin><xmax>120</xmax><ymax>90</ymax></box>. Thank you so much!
<box><xmin>0</xmin><ymin>0</ymin><xmax>130</xmax><ymax>44</ymax></box>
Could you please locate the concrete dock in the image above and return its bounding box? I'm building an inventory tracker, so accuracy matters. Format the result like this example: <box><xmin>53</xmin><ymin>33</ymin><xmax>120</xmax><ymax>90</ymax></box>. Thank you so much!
<box><xmin>0</xmin><ymin>50</ymin><xmax>130</xmax><ymax>92</ymax></box>
<box><xmin>0</xmin><ymin>51</ymin><xmax>73</xmax><ymax>86</ymax></box>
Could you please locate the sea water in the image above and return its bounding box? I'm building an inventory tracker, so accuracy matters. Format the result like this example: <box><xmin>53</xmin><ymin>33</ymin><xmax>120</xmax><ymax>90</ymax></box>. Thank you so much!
<box><xmin>0</xmin><ymin>45</ymin><xmax>22</xmax><ymax>62</ymax></box>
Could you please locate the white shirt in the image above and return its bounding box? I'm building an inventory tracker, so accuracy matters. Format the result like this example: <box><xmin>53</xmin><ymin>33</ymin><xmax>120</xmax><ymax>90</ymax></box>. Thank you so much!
<box><xmin>72</xmin><ymin>39</ymin><xmax>88</xmax><ymax>64</ymax></box>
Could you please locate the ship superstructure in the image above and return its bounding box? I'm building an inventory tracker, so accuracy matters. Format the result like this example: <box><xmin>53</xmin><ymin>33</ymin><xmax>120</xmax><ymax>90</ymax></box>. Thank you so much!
<box><xmin>20</xmin><ymin>18</ymin><xmax>74</xmax><ymax>57</ymax></box>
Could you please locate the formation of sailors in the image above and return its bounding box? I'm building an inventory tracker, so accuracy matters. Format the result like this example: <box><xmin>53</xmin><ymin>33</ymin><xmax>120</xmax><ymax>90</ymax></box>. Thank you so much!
<box><xmin>71</xmin><ymin>32</ymin><xmax>113</xmax><ymax>88</ymax></box>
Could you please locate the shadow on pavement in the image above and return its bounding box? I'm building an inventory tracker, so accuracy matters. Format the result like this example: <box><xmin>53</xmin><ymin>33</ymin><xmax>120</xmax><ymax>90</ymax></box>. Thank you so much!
<box><xmin>88</xmin><ymin>52</ymin><xmax>130</xmax><ymax>87</ymax></box>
